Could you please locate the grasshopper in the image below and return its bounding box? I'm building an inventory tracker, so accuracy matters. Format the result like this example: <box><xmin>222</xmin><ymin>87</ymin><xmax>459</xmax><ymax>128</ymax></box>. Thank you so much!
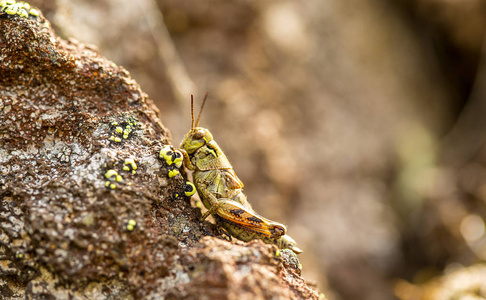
<box><xmin>178</xmin><ymin>94</ymin><xmax>302</xmax><ymax>254</ymax></box>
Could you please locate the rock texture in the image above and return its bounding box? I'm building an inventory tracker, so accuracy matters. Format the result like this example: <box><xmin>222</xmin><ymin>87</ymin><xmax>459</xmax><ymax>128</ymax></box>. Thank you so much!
<box><xmin>0</xmin><ymin>8</ymin><xmax>319</xmax><ymax>299</ymax></box>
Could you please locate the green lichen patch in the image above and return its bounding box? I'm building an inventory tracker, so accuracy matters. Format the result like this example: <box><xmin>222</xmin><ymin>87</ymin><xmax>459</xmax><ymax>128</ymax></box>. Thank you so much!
<box><xmin>126</xmin><ymin>219</ymin><xmax>137</xmax><ymax>231</ymax></box>
<box><xmin>109</xmin><ymin>118</ymin><xmax>139</xmax><ymax>143</ymax></box>
<box><xmin>158</xmin><ymin>145</ymin><xmax>183</xmax><ymax>178</ymax></box>
<box><xmin>123</xmin><ymin>158</ymin><xmax>137</xmax><ymax>174</ymax></box>
<box><xmin>0</xmin><ymin>0</ymin><xmax>39</xmax><ymax>19</ymax></box>
<box><xmin>101</xmin><ymin>155</ymin><xmax>142</xmax><ymax>190</ymax></box>
<box><xmin>184</xmin><ymin>181</ymin><xmax>196</xmax><ymax>196</ymax></box>
<box><xmin>104</xmin><ymin>169</ymin><xmax>121</xmax><ymax>189</ymax></box>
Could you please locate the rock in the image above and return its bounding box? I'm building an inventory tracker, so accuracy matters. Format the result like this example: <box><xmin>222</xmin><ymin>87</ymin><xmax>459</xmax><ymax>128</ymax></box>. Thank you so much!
<box><xmin>0</xmin><ymin>4</ymin><xmax>320</xmax><ymax>299</ymax></box>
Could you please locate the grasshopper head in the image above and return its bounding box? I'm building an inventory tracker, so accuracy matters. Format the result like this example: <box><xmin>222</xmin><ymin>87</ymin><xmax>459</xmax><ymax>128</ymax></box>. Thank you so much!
<box><xmin>181</xmin><ymin>93</ymin><xmax>214</xmax><ymax>154</ymax></box>
<box><xmin>180</xmin><ymin>127</ymin><xmax>214</xmax><ymax>155</ymax></box>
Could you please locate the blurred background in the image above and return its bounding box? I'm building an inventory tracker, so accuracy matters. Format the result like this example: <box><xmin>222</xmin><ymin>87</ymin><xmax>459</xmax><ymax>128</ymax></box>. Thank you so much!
<box><xmin>29</xmin><ymin>0</ymin><xmax>486</xmax><ymax>299</ymax></box>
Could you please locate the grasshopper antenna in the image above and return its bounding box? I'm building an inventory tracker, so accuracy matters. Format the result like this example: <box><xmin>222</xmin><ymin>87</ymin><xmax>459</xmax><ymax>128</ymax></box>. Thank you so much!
<box><xmin>195</xmin><ymin>92</ymin><xmax>209</xmax><ymax>127</ymax></box>
<box><xmin>191</xmin><ymin>94</ymin><xmax>195</xmax><ymax>129</ymax></box>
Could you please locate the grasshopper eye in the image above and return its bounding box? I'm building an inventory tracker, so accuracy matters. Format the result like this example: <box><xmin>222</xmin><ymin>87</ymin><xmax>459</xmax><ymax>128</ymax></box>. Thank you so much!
<box><xmin>192</xmin><ymin>131</ymin><xmax>204</xmax><ymax>140</ymax></box>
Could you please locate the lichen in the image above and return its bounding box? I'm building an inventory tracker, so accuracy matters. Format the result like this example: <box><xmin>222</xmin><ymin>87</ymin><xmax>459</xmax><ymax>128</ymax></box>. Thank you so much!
<box><xmin>0</xmin><ymin>0</ymin><xmax>39</xmax><ymax>19</ymax></box>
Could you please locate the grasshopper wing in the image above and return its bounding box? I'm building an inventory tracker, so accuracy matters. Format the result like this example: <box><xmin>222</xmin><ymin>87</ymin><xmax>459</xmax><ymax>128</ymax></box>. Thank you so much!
<box><xmin>202</xmin><ymin>169</ymin><xmax>244</xmax><ymax>196</ymax></box>
<box><xmin>216</xmin><ymin>200</ymin><xmax>286</xmax><ymax>238</ymax></box>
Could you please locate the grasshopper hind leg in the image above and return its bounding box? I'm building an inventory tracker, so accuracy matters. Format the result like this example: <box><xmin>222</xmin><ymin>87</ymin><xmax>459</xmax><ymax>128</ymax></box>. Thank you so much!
<box><xmin>219</xmin><ymin>227</ymin><xmax>233</xmax><ymax>241</ymax></box>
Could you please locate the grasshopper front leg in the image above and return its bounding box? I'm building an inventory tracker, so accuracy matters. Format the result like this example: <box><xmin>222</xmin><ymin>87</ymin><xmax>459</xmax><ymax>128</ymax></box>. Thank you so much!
<box><xmin>179</xmin><ymin>148</ymin><xmax>195</xmax><ymax>171</ymax></box>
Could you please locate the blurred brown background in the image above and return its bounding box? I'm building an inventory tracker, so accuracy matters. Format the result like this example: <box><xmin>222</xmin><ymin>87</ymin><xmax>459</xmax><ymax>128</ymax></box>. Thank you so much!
<box><xmin>29</xmin><ymin>0</ymin><xmax>486</xmax><ymax>299</ymax></box>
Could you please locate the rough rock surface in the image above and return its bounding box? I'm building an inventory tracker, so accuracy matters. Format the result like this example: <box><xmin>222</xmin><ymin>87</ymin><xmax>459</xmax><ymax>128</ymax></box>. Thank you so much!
<box><xmin>0</xmin><ymin>8</ymin><xmax>319</xmax><ymax>299</ymax></box>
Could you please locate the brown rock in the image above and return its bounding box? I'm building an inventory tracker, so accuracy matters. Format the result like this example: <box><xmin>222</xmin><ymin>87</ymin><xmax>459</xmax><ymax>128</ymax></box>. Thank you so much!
<box><xmin>0</xmin><ymin>5</ymin><xmax>320</xmax><ymax>300</ymax></box>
